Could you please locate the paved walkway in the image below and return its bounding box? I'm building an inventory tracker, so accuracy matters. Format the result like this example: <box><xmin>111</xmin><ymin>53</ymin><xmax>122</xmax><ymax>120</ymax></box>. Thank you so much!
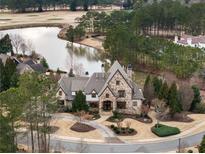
<box><xmin>52</xmin><ymin>113</ymin><xmax>116</xmax><ymax>139</ymax></box>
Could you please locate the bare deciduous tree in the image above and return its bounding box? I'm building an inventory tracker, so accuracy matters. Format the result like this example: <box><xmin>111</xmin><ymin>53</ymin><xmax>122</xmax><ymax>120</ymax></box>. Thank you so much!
<box><xmin>11</xmin><ymin>34</ymin><xmax>25</xmax><ymax>54</ymax></box>
<box><xmin>179</xmin><ymin>84</ymin><xmax>194</xmax><ymax>111</ymax></box>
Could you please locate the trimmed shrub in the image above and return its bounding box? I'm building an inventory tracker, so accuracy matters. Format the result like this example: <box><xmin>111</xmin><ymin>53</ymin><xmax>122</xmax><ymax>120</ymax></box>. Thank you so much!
<box><xmin>151</xmin><ymin>124</ymin><xmax>180</xmax><ymax>137</ymax></box>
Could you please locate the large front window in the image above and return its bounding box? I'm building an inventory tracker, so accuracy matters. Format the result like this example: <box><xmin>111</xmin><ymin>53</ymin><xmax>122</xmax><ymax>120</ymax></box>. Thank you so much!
<box><xmin>117</xmin><ymin>101</ymin><xmax>126</xmax><ymax>109</ymax></box>
<box><xmin>118</xmin><ymin>90</ymin><xmax>125</xmax><ymax>98</ymax></box>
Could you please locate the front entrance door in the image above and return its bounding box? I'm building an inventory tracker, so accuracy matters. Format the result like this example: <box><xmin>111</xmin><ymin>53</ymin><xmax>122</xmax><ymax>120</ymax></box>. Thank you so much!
<box><xmin>103</xmin><ymin>101</ymin><xmax>112</xmax><ymax>111</ymax></box>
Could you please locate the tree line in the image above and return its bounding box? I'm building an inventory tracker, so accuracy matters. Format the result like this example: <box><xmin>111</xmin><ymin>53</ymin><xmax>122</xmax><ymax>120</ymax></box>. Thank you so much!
<box><xmin>67</xmin><ymin>0</ymin><xmax>205</xmax><ymax>78</ymax></box>
<box><xmin>143</xmin><ymin>75</ymin><xmax>203</xmax><ymax>117</ymax></box>
<box><xmin>0</xmin><ymin>0</ymin><xmax>116</xmax><ymax>12</ymax></box>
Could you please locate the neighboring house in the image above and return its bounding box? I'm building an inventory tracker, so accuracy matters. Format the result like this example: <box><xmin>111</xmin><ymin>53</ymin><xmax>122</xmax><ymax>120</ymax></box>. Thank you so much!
<box><xmin>16</xmin><ymin>59</ymin><xmax>46</xmax><ymax>74</ymax></box>
<box><xmin>174</xmin><ymin>35</ymin><xmax>205</xmax><ymax>49</ymax></box>
<box><xmin>0</xmin><ymin>54</ymin><xmax>46</xmax><ymax>74</ymax></box>
<box><xmin>57</xmin><ymin>61</ymin><xmax>144</xmax><ymax>114</ymax></box>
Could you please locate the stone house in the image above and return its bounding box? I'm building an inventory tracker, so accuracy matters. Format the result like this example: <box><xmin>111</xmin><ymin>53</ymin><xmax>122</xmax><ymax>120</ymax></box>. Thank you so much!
<box><xmin>57</xmin><ymin>61</ymin><xmax>144</xmax><ymax>114</ymax></box>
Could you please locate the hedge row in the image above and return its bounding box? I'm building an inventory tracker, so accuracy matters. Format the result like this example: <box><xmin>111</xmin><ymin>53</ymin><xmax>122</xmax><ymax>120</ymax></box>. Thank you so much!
<box><xmin>151</xmin><ymin>124</ymin><xmax>180</xmax><ymax>137</ymax></box>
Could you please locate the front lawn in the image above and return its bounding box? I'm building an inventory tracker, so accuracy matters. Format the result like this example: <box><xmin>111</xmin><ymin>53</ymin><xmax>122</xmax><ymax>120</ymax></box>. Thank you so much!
<box><xmin>151</xmin><ymin>124</ymin><xmax>180</xmax><ymax>137</ymax></box>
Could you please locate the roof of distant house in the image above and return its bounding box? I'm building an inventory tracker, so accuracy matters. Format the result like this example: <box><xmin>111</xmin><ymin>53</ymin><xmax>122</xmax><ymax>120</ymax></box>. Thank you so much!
<box><xmin>177</xmin><ymin>35</ymin><xmax>205</xmax><ymax>45</ymax></box>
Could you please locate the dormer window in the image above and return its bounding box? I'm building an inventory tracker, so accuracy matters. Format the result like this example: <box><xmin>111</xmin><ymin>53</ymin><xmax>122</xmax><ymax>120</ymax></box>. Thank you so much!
<box><xmin>106</xmin><ymin>93</ymin><xmax>109</xmax><ymax>98</ymax></box>
<box><xmin>116</xmin><ymin>80</ymin><xmax>120</xmax><ymax>85</ymax></box>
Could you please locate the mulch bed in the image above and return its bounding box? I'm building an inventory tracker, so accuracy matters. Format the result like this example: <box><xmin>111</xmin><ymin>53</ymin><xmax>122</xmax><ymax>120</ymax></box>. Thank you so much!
<box><xmin>70</xmin><ymin>122</ymin><xmax>96</xmax><ymax>132</ymax></box>
<box><xmin>109</xmin><ymin>125</ymin><xmax>137</xmax><ymax>136</ymax></box>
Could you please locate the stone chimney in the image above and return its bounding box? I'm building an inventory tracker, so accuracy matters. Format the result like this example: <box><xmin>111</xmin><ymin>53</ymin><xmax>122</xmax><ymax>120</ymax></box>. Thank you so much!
<box><xmin>127</xmin><ymin>64</ymin><xmax>133</xmax><ymax>79</ymax></box>
<box><xmin>101</xmin><ymin>63</ymin><xmax>105</xmax><ymax>73</ymax></box>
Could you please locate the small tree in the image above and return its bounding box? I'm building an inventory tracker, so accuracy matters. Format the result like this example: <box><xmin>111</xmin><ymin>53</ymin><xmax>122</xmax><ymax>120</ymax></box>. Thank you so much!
<box><xmin>190</xmin><ymin>86</ymin><xmax>201</xmax><ymax>111</ymax></box>
<box><xmin>167</xmin><ymin>82</ymin><xmax>182</xmax><ymax>116</ymax></box>
<box><xmin>68</xmin><ymin>68</ymin><xmax>75</xmax><ymax>77</ymax></box>
<box><xmin>72</xmin><ymin>91</ymin><xmax>89</xmax><ymax>112</ymax></box>
<box><xmin>158</xmin><ymin>81</ymin><xmax>169</xmax><ymax>100</ymax></box>
<box><xmin>0</xmin><ymin>34</ymin><xmax>13</xmax><ymax>55</ymax></box>
<box><xmin>199</xmin><ymin>135</ymin><xmax>205</xmax><ymax>153</ymax></box>
<box><xmin>152</xmin><ymin>77</ymin><xmax>162</xmax><ymax>97</ymax></box>
<box><xmin>40</xmin><ymin>58</ymin><xmax>49</xmax><ymax>69</ymax></box>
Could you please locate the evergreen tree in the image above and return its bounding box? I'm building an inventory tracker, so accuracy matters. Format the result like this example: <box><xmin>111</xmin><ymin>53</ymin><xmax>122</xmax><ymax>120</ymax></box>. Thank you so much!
<box><xmin>3</xmin><ymin>58</ymin><xmax>17</xmax><ymax>91</ymax></box>
<box><xmin>167</xmin><ymin>82</ymin><xmax>182</xmax><ymax>116</ymax></box>
<box><xmin>152</xmin><ymin>77</ymin><xmax>162</xmax><ymax>97</ymax></box>
<box><xmin>0</xmin><ymin>115</ymin><xmax>15</xmax><ymax>153</ymax></box>
<box><xmin>68</xmin><ymin>68</ymin><xmax>75</xmax><ymax>77</ymax></box>
<box><xmin>199</xmin><ymin>135</ymin><xmax>205</xmax><ymax>153</ymax></box>
<box><xmin>0</xmin><ymin>34</ymin><xmax>13</xmax><ymax>55</ymax></box>
<box><xmin>158</xmin><ymin>81</ymin><xmax>169</xmax><ymax>100</ymax></box>
<box><xmin>72</xmin><ymin>90</ymin><xmax>89</xmax><ymax>112</ymax></box>
<box><xmin>70</xmin><ymin>0</ymin><xmax>77</xmax><ymax>11</ymax></box>
<box><xmin>143</xmin><ymin>75</ymin><xmax>155</xmax><ymax>101</ymax></box>
<box><xmin>190</xmin><ymin>86</ymin><xmax>201</xmax><ymax>111</ymax></box>
<box><xmin>40</xmin><ymin>57</ymin><xmax>49</xmax><ymax>69</ymax></box>
<box><xmin>0</xmin><ymin>59</ymin><xmax>4</xmax><ymax>92</ymax></box>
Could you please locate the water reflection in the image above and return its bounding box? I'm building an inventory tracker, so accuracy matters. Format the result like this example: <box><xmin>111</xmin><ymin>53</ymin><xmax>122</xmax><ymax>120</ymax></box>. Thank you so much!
<box><xmin>0</xmin><ymin>27</ymin><xmax>102</xmax><ymax>75</ymax></box>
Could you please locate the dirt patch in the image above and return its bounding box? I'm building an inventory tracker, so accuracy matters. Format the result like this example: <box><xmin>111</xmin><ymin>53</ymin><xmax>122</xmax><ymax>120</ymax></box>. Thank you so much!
<box><xmin>70</xmin><ymin>122</ymin><xmax>96</xmax><ymax>132</ymax></box>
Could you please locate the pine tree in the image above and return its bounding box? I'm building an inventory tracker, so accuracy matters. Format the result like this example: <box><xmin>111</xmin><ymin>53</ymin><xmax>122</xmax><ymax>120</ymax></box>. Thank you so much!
<box><xmin>0</xmin><ymin>34</ymin><xmax>13</xmax><ymax>55</ymax></box>
<box><xmin>3</xmin><ymin>58</ymin><xmax>17</xmax><ymax>91</ymax></box>
<box><xmin>0</xmin><ymin>115</ymin><xmax>15</xmax><ymax>152</ymax></box>
<box><xmin>0</xmin><ymin>59</ymin><xmax>4</xmax><ymax>92</ymax></box>
<box><xmin>167</xmin><ymin>82</ymin><xmax>182</xmax><ymax>116</ymax></box>
<box><xmin>72</xmin><ymin>90</ymin><xmax>89</xmax><ymax>112</ymax></box>
<box><xmin>143</xmin><ymin>75</ymin><xmax>155</xmax><ymax>101</ymax></box>
<box><xmin>40</xmin><ymin>57</ymin><xmax>49</xmax><ymax>69</ymax></box>
<box><xmin>68</xmin><ymin>68</ymin><xmax>75</xmax><ymax>77</ymax></box>
<box><xmin>158</xmin><ymin>81</ymin><xmax>169</xmax><ymax>100</ymax></box>
<box><xmin>190</xmin><ymin>86</ymin><xmax>201</xmax><ymax>111</ymax></box>
<box><xmin>152</xmin><ymin>77</ymin><xmax>162</xmax><ymax>97</ymax></box>
<box><xmin>199</xmin><ymin>135</ymin><xmax>205</xmax><ymax>153</ymax></box>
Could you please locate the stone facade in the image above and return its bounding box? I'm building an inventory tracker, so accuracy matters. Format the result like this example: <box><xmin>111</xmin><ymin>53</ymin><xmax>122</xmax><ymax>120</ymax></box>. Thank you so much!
<box><xmin>108</xmin><ymin>71</ymin><xmax>133</xmax><ymax>109</ymax></box>
<box><xmin>57</xmin><ymin>60</ymin><xmax>144</xmax><ymax>115</ymax></box>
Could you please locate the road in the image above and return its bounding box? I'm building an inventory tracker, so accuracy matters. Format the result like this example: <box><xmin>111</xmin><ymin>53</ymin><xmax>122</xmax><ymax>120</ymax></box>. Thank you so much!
<box><xmin>17</xmin><ymin>113</ymin><xmax>205</xmax><ymax>152</ymax></box>
<box><xmin>17</xmin><ymin>130</ymin><xmax>205</xmax><ymax>153</ymax></box>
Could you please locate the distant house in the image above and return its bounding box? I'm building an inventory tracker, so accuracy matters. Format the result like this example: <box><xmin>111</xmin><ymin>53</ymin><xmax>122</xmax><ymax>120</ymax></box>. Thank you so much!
<box><xmin>0</xmin><ymin>54</ymin><xmax>46</xmax><ymax>74</ymax></box>
<box><xmin>16</xmin><ymin>59</ymin><xmax>46</xmax><ymax>74</ymax></box>
<box><xmin>57</xmin><ymin>61</ymin><xmax>144</xmax><ymax>114</ymax></box>
<box><xmin>174</xmin><ymin>35</ymin><xmax>205</xmax><ymax>49</ymax></box>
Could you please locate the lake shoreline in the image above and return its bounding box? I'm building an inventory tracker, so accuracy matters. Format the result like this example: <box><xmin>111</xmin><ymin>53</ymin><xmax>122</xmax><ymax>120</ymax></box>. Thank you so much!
<box><xmin>0</xmin><ymin>23</ymin><xmax>104</xmax><ymax>51</ymax></box>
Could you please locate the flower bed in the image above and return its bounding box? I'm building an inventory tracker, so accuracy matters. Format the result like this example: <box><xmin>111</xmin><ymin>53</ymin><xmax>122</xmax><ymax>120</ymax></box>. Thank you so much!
<box><xmin>70</xmin><ymin>122</ymin><xmax>96</xmax><ymax>132</ymax></box>
<box><xmin>110</xmin><ymin>124</ymin><xmax>137</xmax><ymax>136</ymax></box>
<box><xmin>107</xmin><ymin>111</ymin><xmax>152</xmax><ymax>123</ymax></box>
<box><xmin>151</xmin><ymin>124</ymin><xmax>180</xmax><ymax>137</ymax></box>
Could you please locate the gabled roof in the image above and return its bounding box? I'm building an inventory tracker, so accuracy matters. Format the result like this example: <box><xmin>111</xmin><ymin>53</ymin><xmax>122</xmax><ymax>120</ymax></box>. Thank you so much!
<box><xmin>23</xmin><ymin>59</ymin><xmax>36</xmax><ymax>65</ymax></box>
<box><xmin>84</xmin><ymin>72</ymin><xmax>107</xmax><ymax>94</ymax></box>
<box><xmin>98</xmin><ymin>61</ymin><xmax>132</xmax><ymax>96</ymax></box>
<box><xmin>58</xmin><ymin>75</ymin><xmax>89</xmax><ymax>100</ymax></box>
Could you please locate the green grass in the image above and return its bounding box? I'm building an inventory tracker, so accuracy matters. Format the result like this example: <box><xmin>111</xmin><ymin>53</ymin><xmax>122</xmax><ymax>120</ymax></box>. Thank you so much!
<box><xmin>151</xmin><ymin>124</ymin><xmax>180</xmax><ymax>137</ymax></box>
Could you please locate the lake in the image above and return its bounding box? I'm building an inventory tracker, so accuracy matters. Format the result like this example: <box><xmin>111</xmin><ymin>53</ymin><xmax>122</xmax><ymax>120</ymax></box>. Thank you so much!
<box><xmin>0</xmin><ymin>27</ymin><xmax>102</xmax><ymax>75</ymax></box>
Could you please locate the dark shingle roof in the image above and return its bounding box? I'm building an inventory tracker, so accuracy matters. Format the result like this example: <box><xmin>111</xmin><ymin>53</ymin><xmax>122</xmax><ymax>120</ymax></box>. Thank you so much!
<box><xmin>30</xmin><ymin>64</ymin><xmax>46</xmax><ymax>73</ymax></box>
<box><xmin>84</xmin><ymin>72</ymin><xmax>107</xmax><ymax>94</ymax></box>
